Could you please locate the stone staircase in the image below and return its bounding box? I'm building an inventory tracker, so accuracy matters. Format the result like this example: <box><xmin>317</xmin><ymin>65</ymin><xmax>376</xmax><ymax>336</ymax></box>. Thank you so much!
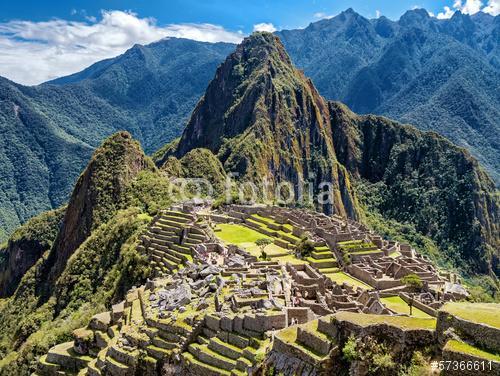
<box><xmin>138</xmin><ymin>210</ymin><xmax>207</xmax><ymax>277</ymax></box>
<box><xmin>306</xmin><ymin>245</ymin><xmax>339</xmax><ymax>278</ymax></box>
<box><xmin>181</xmin><ymin>326</ymin><xmax>265</xmax><ymax>376</ymax></box>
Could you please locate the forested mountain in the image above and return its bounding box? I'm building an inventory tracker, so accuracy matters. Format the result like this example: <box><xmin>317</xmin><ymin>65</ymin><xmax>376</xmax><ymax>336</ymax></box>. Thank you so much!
<box><xmin>0</xmin><ymin>31</ymin><xmax>498</xmax><ymax>376</ymax></box>
<box><xmin>0</xmin><ymin>8</ymin><xmax>498</xmax><ymax>243</ymax></box>
<box><xmin>277</xmin><ymin>8</ymin><xmax>500</xmax><ymax>182</ymax></box>
<box><xmin>163</xmin><ymin>32</ymin><xmax>499</xmax><ymax>278</ymax></box>
<box><xmin>0</xmin><ymin>39</ymin><xmax>233</xmax><ymax>241</ymax></box>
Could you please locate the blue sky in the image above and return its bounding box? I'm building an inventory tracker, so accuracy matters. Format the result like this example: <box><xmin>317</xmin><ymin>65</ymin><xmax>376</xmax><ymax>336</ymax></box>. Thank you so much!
<box><xmin>0</xmin><ymin>0</ymin><xmax>498</xmax><ymax>84</ymax></box>
<box><xmin>0</xmin><ymin>0</ymin><xmax>460</xmax><ymax>29</ymax></box>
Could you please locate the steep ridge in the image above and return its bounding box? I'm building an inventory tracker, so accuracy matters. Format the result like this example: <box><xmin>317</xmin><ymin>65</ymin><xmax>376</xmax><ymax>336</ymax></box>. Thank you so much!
<box><xmin>0</xmin><ymin>132</ymin><xmax>176</xmax><ymax>375</ymax></box>
<box><xmin>0</xmin><ymin>207</ymin><xmax>65</xmax><ymax>297</ymax></box>
<box><xmin>329</xmin><ymin>102</ymin><xmax>499</xmax><ymax>276</ymax></box>
<box><xmin>41</xmin><ymin>132</ymin><xmax>152</xmax><ymax>288</ymax></box>
<box><xmin>176</xmin><ymin>32</ymin><xmax>359</xmax><ymax>218</ymax></box>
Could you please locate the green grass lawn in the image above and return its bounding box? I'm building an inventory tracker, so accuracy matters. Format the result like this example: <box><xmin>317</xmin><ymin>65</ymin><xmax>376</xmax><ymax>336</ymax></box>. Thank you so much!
<box><xmin>381</xmin><ymin>296</ymin><xmax>433</xmax><ymax>318</ymax></box>
<box><xmin>445</xmin><ymin>339</ymin><xmax>500</xmax><ymax>362</ymax></box>
<box><xmin>270</xmin><ymin>254</ymin><xmax>308</xmax><ymax>264</ymax></box>
<box><xmin>327</xmin><ymin>272</ymin><xmax>372</xmax><ymax>290</ymax></box>
<box><xmin>215</xmin><ymin>223</ymin><xmax>288</xmax><ymax>258</ymax></box>
<box><xmin>252</xmin><ymin>214</ymin><xmax>276</xmax><ymax>224</ymax></box>
<box><xmin>337</xmin><ymin>240</ymin><xmax>379</xmax><ymax>255</ymax></box>
<box><xmin>335</xmin><ymin>311</ymin><xmax>437</xmax><ymax>330</ymax></box>
<box><xmin>441</xmin><ymin>302</ymin><xmax>500</xmax><ymax>328</ymax></box>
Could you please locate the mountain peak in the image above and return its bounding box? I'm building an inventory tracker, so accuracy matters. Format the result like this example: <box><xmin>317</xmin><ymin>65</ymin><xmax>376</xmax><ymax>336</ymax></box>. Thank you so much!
<box><xmin>399</xmin><ymin>8</ymin><xmax>433</xmax><ymax>27</ymax></box>
<box><xmin>343</xmin><ymin>7</ymin><xmax>357</xmax><ymax>15</ymax></box>
<box><xmin>237</xmin><ymin>32</ymin><xmax>293</xmax><ymax>68</ymax></box>
<box><xmin>176</xmin><ymin>32</ymin><xmax>306</xmax><ymax>155</ymax></box>
<box><xmin>42</xmin><ymin>131</ymin><xmax>151</xmax><ymax>285</ymax></box>
<box><xmin>175</xmin><ymin>34</ymin><xmax>358</xmax><ymax>218</ymax></box>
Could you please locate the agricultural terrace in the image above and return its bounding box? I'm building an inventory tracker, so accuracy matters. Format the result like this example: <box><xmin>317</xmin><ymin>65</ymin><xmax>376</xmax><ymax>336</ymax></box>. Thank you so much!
<box><xmin>335</xmin><ymin>311</ymin><xmax>437</xmax><ymax>330</ymax></box>
<box><xmin>441</xmin><ymin>302</ymin><xmax>500</xmax><ymax>328</ymax></box>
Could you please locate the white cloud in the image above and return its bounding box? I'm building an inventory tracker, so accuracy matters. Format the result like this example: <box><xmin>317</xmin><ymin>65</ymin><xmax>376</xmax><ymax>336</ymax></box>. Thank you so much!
<box><xmin>437</xmin><ymin>5</ymin><xmax>456</xmax><ymax>18</ymax></box>
<box><xmin>252</xmin><ymin>23</ymin><xmax>277</xmax><ymax>33</ymax></box>
<box><xmin>436</xmin><ymin>0</ymin><xmax>499</xmax><ymax>18</ymax></box>
<box><xmin>0</xmin><ymin>10</ymin><xmax>244</xmax><ymax>85</ymax></box>
<box><xmin>313</xmin><ymin>12</ymin><xmax>335</xmax><ymax>19</ymax></box>
<box><xmin>459</xmin><ymin>0</ymin><xmax>484</xmax><ymax>14</ymax></box>
<box><xmin>375</xmin><ymin>10</ymin><xmax>382</xmax><ymax>18</ymax></box>
<box><xmin>483</xmin><ymin>0</ymin><xmax>500</xmax><ymax>15</ymax></box>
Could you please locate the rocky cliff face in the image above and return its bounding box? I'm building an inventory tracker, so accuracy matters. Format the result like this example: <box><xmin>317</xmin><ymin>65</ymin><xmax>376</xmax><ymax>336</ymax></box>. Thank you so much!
<box><xmin>176</xmin><ymin>32</ymin><xmax>359</xmax><ymax>218</ymax></box>
<box><xmin>42</xmin><ymin>132</ymin><xmax>152</xmax><ymax>287</ymax></box>
<box><xmin>329</xmin><ymin>102</ymin><xmax>499</xmax><ymax>276</ymax></box>
<box><xmin>0</xmin><ymin>207</ymin><xmax>65</xmax><ymax>297</ymax></box>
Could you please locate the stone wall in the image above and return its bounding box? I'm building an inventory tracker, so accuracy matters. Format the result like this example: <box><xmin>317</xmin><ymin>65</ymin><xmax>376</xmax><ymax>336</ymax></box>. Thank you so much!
<box><xmin>437</xmin><ymin>311</ymin><xmax>500</xmax><ymax>352</ymax></box>
<box><xmin>399</xmin><ymin>293</ymin><xmax>437</xmax><ymax>317</ymax></box>
<box><xmin>286</xmin><ymin>307</ymin><xmax>315</xmax><ymax>325</ymax></box>
<box><xmin>244</xmin><ymin>312</ymin><xmax>287</xmax><ymax>332</ymax></box>
<box><xmin>442</xmin><ymin>344</ymin><xmax>500</xmax><ymax>376</ymax></box>
<box><xmin>331</xmin><ymin>314</ymin><xmax>437</xmax><ymax>363</ymax></box>
<box><xmin>347</xmin><ymin>264</ymin><xmax>401</xmax><ymax>290</ymax></box>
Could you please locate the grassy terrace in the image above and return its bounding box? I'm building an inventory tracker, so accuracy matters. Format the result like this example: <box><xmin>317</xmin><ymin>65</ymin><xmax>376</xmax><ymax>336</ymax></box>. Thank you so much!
<box><xmin>337</xmin><ymin>240</ymin><xmax>380</xmax><ymax>255</ymax></box>
<box><xmin>327</xmin><ymin>272</ymin><xmax>372</xmax><ymax>290</ymax></box>
<box><xmin>445</xmin><ymin>339</ymin><xmax>500</xmax><ymax>362</ymax></box>
<box><xmin>441</xmin><ymin>302</ymin><xmax>500</xmax><ymax>328</ymax></box>
<box><xmin>252</xmin><ymin>214</ymin><xmax>275</xmax><ymax>224</ymax></box>
<box><xmin>215</xmin><ymin>223</ymin><xmax>306</xmax><ymax>263</ymax></box>
<box><xmin>275</xmin><ymin>322</ymin><xmax>329</xmax><ymax>361</ymax></box>
<box><xmin>335</xmin><ymin>311</ymin><xmax>437</xmax><ymax>330</ymax></box>
<box><xmin>381</xmin><ymin>296</ymin><xmax>433</xmax><ymax>318</ymax></box>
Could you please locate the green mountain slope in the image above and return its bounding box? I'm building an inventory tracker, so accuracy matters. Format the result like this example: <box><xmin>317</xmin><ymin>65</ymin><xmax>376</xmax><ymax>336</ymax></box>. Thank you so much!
<box><xmin>0</xmin><ymin>8</ymin><xmax>498</xmax><ymax>246</ymax></box>
<box><xmin>0</xmin><ymin>39</ymin><xmax>234</xmax><ymax>242</ymax></box>
<box><xmin>0</xmin><ymin>32</ymin><xmax>498</xmax><ymax>375</ymax></box>
<box><xmin>175</xmin><ymin>32</ymin><xmax>359</xmax><ymax>218</ymax></box>
<box><xmin>0</xmin><ymin>132</ymin><xmax>176</xmax><ymax>374</ymax></box>
<box><xmin>277</xmin><ymin>9</ymin><xmax>500</xmax><ymax>183</ymax></box>
<box><xmin>329</xmin><ymin>102</ymin><xmax>499</xmax><ymax>276</ymax></box>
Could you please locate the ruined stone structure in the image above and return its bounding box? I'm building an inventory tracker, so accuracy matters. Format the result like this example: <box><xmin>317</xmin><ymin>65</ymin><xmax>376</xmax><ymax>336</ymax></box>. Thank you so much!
<box><xmin>34</xmin><ymin>205</ymin><xmax>485</xmax><ymax>376</ymax></box>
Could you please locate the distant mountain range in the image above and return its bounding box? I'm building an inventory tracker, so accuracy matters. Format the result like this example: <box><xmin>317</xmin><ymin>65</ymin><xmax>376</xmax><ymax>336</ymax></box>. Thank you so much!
<box><xmin>278</xmin><ymin>8</ymin><xmax>500</xmax><ymax>183</ymax></box>
<box><xmin>0</xmin><ymin>39</ymin><xmax>233</xmax><ymax>240</ymax></box>
<box><xmin>0</xmin><ymin>8</ymin><xmax>498</xmax><ymax>241</ymax></box>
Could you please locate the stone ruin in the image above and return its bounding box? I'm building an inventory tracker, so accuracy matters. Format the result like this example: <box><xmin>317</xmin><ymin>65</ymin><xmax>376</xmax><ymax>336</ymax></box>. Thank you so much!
<box><xmin>34</xmin><ymin>204</ymin><xmax>478</xmax><ymax>376</ymax></box>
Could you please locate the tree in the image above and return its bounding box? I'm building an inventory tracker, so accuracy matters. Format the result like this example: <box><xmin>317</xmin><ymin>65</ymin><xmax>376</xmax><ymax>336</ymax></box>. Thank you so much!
<box><xmin>401</xmin><ymin>274</ymin><xmax>423</xmax><ymax>316</ymax></box>
<box><xmin>295</xmin><ymin>237</ymin><xmax>315</xmax><ymax>259</ymax></box>
<box><xmin>401</xmin><ymin>274</ymin><xmax>423</xmax><ymax>292</ymax></box>
<box><xmin>256</xmin><ymin>238</ymin><xmax>273</xmax><ymax>260</ymax></box>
